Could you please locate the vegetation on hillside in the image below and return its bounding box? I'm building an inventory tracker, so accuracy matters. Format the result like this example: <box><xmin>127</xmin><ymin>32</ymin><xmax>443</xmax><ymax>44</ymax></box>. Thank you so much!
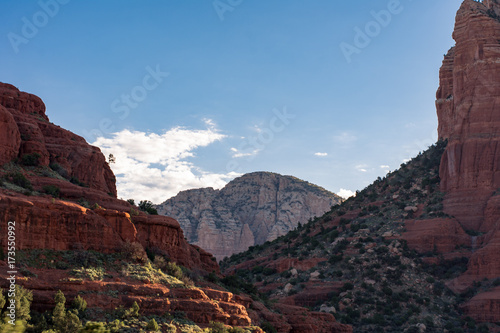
<box><xmin>0</xmin><ymin>244</ymin><xmax>264</xmax><ymax>333</ymax></box>
<box><xmin>221</xmin><ymin>141</ymin><xmax>498</xmax><ymax>333</ymax></box>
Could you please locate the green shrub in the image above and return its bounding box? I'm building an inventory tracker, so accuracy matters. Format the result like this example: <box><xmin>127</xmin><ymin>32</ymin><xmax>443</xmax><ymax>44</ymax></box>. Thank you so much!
<box><xmin>77</xmin><ymin>199</ymin><xmax>90</xmax><ymax>208</ymax></box>
<box><xmin>79</xmin><ymin>321</ymin><xmax>110</xmax><ymax>332</ymax></box>
<box><xmin>122</xmin><ymin>241</ymin><xmax>148</xmax><ymax>263</ymax></box>
<box><xmin>72</xmin><ymin>295</ymin><xmax>87</xmax><ymax>313</ymax></box>
<box><xmin>209</xmin><ymin>321</ymin><xmax>228</xmax><ymax>333</ymax></box>
<box><xmin>342</xmin><ymin>282</ymin><xmax>354</xmax><ymax>291</ymax></box>
<box><xmin>43</xmin><ymin>185</ymin><xmax>60</xmax><ymax>198</ymax></box>
<box><xmin>139</xmin><ymin>200</ymin><xmax>158</xmax><ymax>215</ymax></box>
<box><xmin>71</xmin><ymin>267</ymin><xmax>105</xmax><ymax>281</ymax></box>
<box><xmin>260</xmin><ymin>321</ymin><xmax>277</xmax><ymax>333</ymax></box>
<box><xmin>50</xmin><ymin>162</ymin><xmax>68</xmax><ymax>178</ymax></box>
<box><xmin>21</xmin><ymin>153</ymin><xmax>41</xmax><ymax>166</ymax></box>
<box><xmin>228</xmin><ymin>327</ymin><xmax>247</xmax><ymax>333</ymax></box>
<box><xmin>146</xmin><ymin>318</ymin><xmax>160</xmax><ymax>332</ymax></box>
<box><xmin>11</xmin><ymin>172</ymin><xmax>33</xmax><ymax>190</ymax></box>
<box><xmin>329</xmin><ymin>254</ymin><xmax>343</xmax><ymax>264</ymax></box>
<box><xmin>108</xmin><ymin>319</ymin><xmax>124</xmax><ymax>332</ymax></box>
<box><xmin>122</xmin><ymin>301</ymin><xmax>140</xmax><ymax>319</ymax></box>
<box><xmin>164</xmin><ymin>261</ymin><xmax>184</xmax><ymax>280</ymax></box>
<box><xmin>70</xmin><ymin>176</ymin><xmax>86</xmax><ymax>187</ymax></box>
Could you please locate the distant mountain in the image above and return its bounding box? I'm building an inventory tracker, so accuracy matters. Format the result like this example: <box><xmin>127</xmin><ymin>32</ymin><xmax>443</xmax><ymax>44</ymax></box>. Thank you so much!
<box><xmin>156</xmin><ymin>172</ymin><xmax>342</xmax><ymax>260</ymax></box>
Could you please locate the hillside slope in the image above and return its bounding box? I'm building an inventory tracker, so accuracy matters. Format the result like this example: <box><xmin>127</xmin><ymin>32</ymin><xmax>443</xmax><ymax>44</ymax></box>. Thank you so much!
<box><xmin>157</xmin><ymin>172</ymin><xmax>341</xmax><ymax>261</ymax></box>
<box><xmin>221</xmin><ymin>1</ymin><xmax>500</xmax><ymax>331</ymax></box>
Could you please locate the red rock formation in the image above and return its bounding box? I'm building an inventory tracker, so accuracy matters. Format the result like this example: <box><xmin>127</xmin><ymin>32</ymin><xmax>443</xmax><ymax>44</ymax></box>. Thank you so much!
<box><xmin>0</xmin><ymin>82</ymin><xmax>116</xmax><ymax>195</ymax></box>
<box><xmin>462</xmin><ymin>287</ymin><xmax>500</xmax><ymax>323</ymax></box>
<box><xmin>437</xmin><ymin>0</ymin><xmax>500</xmax><ymax>231</ymax></box>
<box><xmin>0</xmin><ymin>82</ymin><xmax>217</xmax><ymax>273</ymax></box>
<box><xmin>431</xmin><ymin>0</ymin><xmax>500</xmax><ymax>322</ymax></box>
<box><xmin>0</xmin><ymin>105</ymin><xmax>21</xmax><ymax>165</ymax></box>
<box><xmin>402</xmin><ymin>218</ymin><xmax>470</xmax><ymax>253</ymax></box>
<box><xmin>0</xmin><ymin>267</ymin><xmax>252</xmax><ymax>328</ymax></box>
<box><xmin>272</xmin><ymin>304</ymin><xmax>352</xmax><ymax>333</ymax></box>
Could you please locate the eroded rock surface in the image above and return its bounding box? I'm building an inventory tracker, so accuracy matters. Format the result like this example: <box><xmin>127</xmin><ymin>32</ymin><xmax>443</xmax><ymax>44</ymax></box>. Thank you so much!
<box><xmin>157</xmin><ymin>172</ymin><xmax>341</xmax><ymax>260</ymax></box>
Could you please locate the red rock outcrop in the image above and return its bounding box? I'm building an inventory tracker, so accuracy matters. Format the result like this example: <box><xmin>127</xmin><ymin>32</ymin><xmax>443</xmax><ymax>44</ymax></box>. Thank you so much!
<box><xmin>402</xmin><ymin>218</ymin><xmax>471</xmax><ymax>253</ymax></box>
<box><xmin>462</xmin><ymin>287</ymin><xmax>500</xmax><ymax>323</ymax></box>
<box><xmin>0</xmin><ymin>267</ymin><xmax>253</xmax><ymax>328</ymax></box>
<box><xmin>432</xmin><ymin>0</ymin><xmax>500</xmax><ymax>322</ymax></box>
<box><xmin>0</xmin><ymin>82</ymin><xmax>218</xmax><ymax>273</ymax></box>
<box><xmin>0</xmin><ymin>105</ymin><xmax>21</xmax><ymax>165</ymax></box>
<box><xmin>437</xmin><ymin>0</ymin><xmax>500</xmax><ymax>231</ymax></box>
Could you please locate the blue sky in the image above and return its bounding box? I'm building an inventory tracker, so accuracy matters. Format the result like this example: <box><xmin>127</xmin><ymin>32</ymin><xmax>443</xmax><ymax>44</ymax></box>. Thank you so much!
<box><xmin>1</xmin><ymin>0</ymin><xmax>461</xmax><ymax>203</ymax></box>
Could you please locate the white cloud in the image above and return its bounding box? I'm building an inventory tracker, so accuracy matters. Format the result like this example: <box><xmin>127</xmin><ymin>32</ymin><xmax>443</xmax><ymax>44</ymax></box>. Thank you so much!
<box><xmin>337</xmin><ymin>188</ymin><xmax>356</xmax><ymax>199</ymax></box>
<box><xmin>355</xmin><ymin>164</ymin><xmax>368</xmax><ymax>173</ymax></box>
<box><xmin>314</xmin><ymin>152</ymin><xmax>328</xmax><ymax>157</ymax></box>
<box><xmin>230</xmin><ymin>147</ymin><xmax>261</xmax><ymax>158</ymax></box>
<box><xmin>380</xmin><ymin>165</ymin><xmax>390</xmax><ymax>169</ymax></box>
<box><xmin>93</xmin><ymin>123</ymin><xmax>240</xmax><ymax>204</ymax></box>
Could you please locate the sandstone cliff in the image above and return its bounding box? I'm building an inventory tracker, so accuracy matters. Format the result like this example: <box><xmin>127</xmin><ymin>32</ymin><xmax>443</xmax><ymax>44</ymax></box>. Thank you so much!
<box><xmin>435</xmin><ymin>0</ymin><xmax>500</xmax><ymax>319</ymax></box>
<box><xmin>156</xmin><ymin>172</ymin><xmax>342</xmax><ymax>261</ymax></box>
<box><xmin>0</xmin><ymin>82</ymin><xmax>217</xmax><ymax>273</ymax></box>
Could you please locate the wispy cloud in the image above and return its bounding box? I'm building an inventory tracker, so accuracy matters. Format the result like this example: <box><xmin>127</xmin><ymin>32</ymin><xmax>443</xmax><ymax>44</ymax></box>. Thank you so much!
<box><xmin>337</xmin><ymin>188</ymin><xmax>355</xmax><ymax>199</ymax></box>
<box><xmin>93</xmin><ymin>122</ymin><xmax>239</xmax><ymax>203</ymax></box>
<box><xmin>355</xmin><ymin>164</ymin><xmax>368</xmax><ymax>173</ymax></box>
<box><xmin>230</xmin><ymin>147</ymin><xmax>261</xmax><ymax>158</ymax></box>
<box><xmin>314</xmin><ymin>152</ymin><xmax>328</xmax><ymax>157</ymax></box>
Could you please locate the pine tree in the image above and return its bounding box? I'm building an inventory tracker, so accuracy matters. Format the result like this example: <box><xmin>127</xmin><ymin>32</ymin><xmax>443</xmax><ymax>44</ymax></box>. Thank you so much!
<box><xmin>14</xmin><ymin>286</ymin><xmax>33</xmax><ymax>323</ymax></box>
<box><xmin>51</xmin><ymin>290</ymin><xmax>81</xmax><ymax>333</ymax></box>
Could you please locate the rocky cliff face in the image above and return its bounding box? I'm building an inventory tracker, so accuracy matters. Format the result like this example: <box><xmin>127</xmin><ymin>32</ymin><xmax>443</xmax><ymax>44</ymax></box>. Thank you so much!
<box><xmin>436</xmin><ymin>0</ymin><xmax>500</xmax><ymax>320</ymax></box>
<box><xmin>156</xmin><ymin>172</ymin><xmax>341</xmax><ymax>260</ymax></box>
<box><xmin>0</xmin><ymin>83</ymin><xmax>117</xmax><ymax>196</ymax></box>
<box><xmin>0</xmin><ymin>82</ymin><xmax>217</xmax><ymax>272</ymax></box>
<box><xmin>437</xmin><ymin>0</ymin><xmax>500</xmax><ymax>232</ymax></box>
